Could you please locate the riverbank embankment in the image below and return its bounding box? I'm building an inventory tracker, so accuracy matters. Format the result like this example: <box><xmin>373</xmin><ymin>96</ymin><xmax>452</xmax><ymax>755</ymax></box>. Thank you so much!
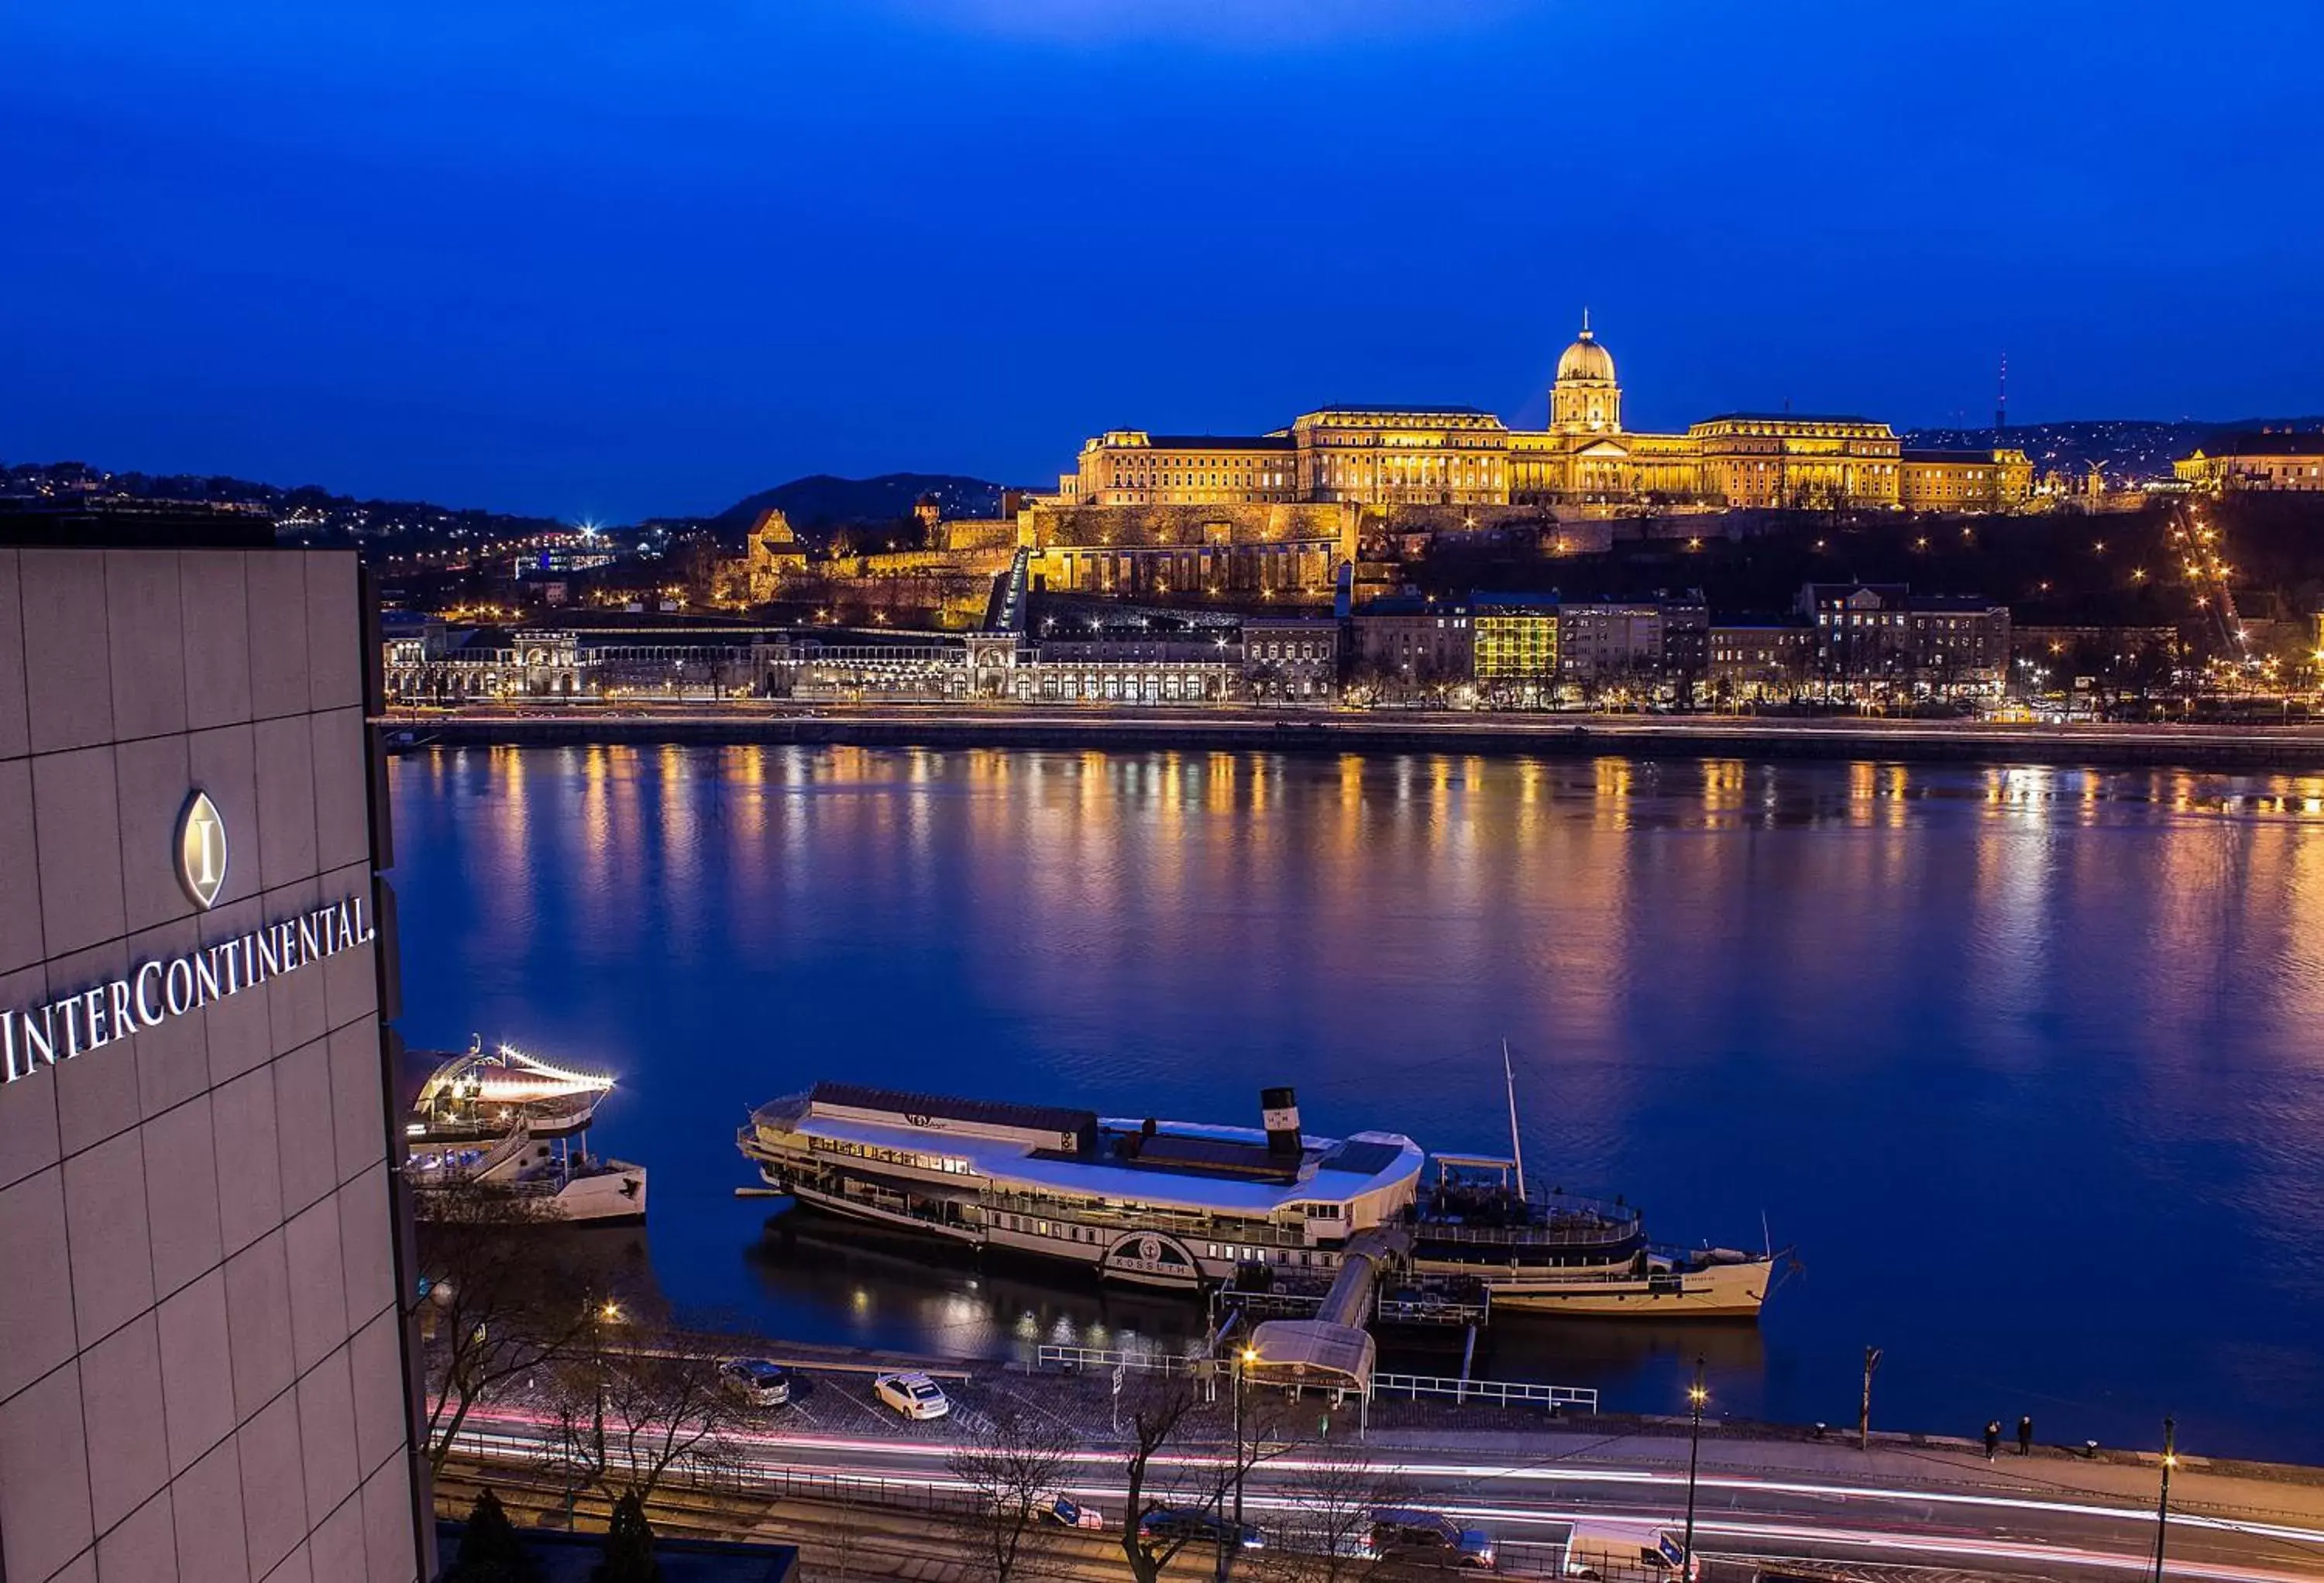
<box><xmin>380</xmin><ymin>706</ymin><xmax>2324</xmax><ymax>774</ymax></box>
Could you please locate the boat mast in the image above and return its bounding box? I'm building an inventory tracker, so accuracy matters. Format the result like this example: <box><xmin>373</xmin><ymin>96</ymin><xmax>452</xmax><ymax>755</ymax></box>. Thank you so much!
<box><xmin>1502</xmin><ymin>1039</ymin><xmax>1527</xmax><ymax>1204</ymax></box>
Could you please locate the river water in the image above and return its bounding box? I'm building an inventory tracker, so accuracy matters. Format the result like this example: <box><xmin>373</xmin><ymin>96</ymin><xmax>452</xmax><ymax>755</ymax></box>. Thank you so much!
<box><xmin>386</xmin><ymin>744</ymin><xmax>2324</xmax><ymax>1464</ymax></box>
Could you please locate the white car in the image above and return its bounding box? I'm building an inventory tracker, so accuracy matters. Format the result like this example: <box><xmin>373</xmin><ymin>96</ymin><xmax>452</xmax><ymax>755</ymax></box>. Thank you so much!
<box><xmin>872</xmin><ymin>1371</ymin><xmax>951</xmax><ymax>1421</ymax></box>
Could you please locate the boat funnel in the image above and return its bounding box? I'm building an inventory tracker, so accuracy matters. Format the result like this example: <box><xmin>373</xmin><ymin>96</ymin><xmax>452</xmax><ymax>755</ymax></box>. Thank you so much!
<box><xmin>1261</xmin><ymin>1087</ymin><xmax>1301</xmax><ymax>1156</ymax></box>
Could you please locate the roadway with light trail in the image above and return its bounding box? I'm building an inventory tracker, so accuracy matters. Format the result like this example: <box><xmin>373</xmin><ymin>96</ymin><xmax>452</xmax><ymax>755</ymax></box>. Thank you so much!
<box><xmin>452</xmin><ymin>1404</ymin><xmax>2324</xmax><ymax>1581</ymax></box>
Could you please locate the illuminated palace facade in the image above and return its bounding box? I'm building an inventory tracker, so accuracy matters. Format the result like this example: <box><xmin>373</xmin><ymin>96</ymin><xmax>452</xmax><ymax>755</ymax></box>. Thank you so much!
<box><xmin>1052</xmin><ymin>316</ymin><xmax>2033</xmax><ymax>516</ymax></box>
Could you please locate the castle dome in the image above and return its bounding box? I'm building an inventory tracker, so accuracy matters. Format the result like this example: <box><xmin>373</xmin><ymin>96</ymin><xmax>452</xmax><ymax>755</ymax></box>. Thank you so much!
<box><xmin>1556</xmin><ymin>313</ymin><xmax>1616</xmax><ymax>383</ymax></box>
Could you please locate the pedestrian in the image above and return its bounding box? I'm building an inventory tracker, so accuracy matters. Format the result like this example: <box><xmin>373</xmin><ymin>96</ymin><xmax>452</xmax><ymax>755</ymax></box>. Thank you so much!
<box><xmin>2018</xmin><ymin>1414</ymin><xmax>2033</xmax><ymax>1456</ymax></box>
<box><xmin>1983</xmin><ymin>1420</ymin><xmax>2001</xmax><ymax>1461</ymax></box>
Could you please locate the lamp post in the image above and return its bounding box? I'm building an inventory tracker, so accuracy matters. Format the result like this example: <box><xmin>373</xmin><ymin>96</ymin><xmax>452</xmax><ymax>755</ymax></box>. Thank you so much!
<box><xmin>1216</xmin><ymin>1344</ymin><xmax>1258</xmax><ymax>1583</ymax></box>
<box><xmin>2153</xmin><ymin>1416</ymin><xmax>2176</xmax><ymax>1583</ymax></box>
<box><xmin>1682</xmin><ymin>1358</ymin><xmax>1707</xmax><ymax>1580</ymax></box>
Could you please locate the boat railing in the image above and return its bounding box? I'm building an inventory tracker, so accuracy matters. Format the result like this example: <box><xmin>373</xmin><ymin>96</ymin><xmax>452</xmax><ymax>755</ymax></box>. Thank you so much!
<box><xmin>1412</xmin><ymin>1217</ymin><xmax>1642</xmax><ymax>1248</ymax></box>
<box><xmin>981</xmin><ymin>1193</ymin><xmax>1311</xmax><ymax>1248</ymax></box>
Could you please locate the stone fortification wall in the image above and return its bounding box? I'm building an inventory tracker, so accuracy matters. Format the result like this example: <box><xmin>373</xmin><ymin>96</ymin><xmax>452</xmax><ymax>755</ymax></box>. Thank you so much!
<box><xmin>1021</xmin><ymin>502</ymin><xmax>1359</xmax><ymax>558</ymax></box>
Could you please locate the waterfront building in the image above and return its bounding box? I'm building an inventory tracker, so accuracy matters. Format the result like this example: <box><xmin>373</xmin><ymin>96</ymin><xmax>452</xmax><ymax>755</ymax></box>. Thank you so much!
<box><xmin>1242</xmin><ymin>616</ymin><xmax>1342</xmax><ymax>705</ymax></box>
<box><xmin>1802</xmin><ymin>582</ymin><xmax>2012</xmax><ymax>695</ymax></box>
<box><xmin>0</xmin><ymin>537</ymin><xmax>426</xmax><ymax>1582</ymax></box>
<box><xmin>1710</xmin><ymin>621</ymin><xmax>1817</xmax><ymax>701</ymax></box>
<box><xmin>1018</xmin><ymin>637</ymin><xmax>1241</xmax><ymax>705</ymax></box>
<box><xmin>1349</xmin><ymin>596</ymin><xmax>1473</xmax><ymax>690</ymax></box>
<box><xmin>2174</xmin><ymin>432</ymin><xmax>2324</xmax><ymax>493</ymax></box>
<box><xmin>1472</xmin><ymin>593</ymin><xmax>1561</xmax><ymax>703</ymax></box>
<box><xmin>1556</xmin><ymin>597</ymin><xmax>1707</xmax><ymax>699</ymax></box>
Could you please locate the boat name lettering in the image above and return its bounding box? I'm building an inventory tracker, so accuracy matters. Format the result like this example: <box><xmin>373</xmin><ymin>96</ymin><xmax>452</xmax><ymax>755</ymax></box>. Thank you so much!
<box><xmin>2</xmin><ymin>895</ymin><xmax>375</xmax><ymax>1086</ymax></box>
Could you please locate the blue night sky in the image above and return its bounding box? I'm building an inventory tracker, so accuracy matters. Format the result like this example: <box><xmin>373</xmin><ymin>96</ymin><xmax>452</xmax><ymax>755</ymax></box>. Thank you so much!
<box><xmin>5</xmin><ymin>0</ymin><xmax>2318</xmax><ymax>522</ymax></box>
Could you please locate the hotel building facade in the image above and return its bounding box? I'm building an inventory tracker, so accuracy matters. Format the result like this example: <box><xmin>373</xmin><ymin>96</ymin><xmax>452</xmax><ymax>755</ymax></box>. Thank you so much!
<box><xmin>0</xmin><ymin>539</ymin><xmax>425</xmax><ymax>1583</ymax></box>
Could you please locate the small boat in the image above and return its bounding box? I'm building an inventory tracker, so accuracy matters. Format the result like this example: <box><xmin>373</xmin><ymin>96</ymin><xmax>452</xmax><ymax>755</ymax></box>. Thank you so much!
<box><xmin>407</xmin><ymin>1039</ymin><xmax>647</xmax><ymax>1226</ymax></box>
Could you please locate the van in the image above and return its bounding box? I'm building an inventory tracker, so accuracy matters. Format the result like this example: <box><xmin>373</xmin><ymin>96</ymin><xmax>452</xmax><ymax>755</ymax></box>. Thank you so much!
<box><xmin>1564</xmin><ymin>1519</ymin><xmax>1698</xmax><ymax>1580</ymax></box>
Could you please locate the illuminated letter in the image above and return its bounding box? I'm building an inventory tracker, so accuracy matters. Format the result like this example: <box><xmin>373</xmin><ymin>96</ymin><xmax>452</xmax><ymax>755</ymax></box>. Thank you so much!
<box><xmin>165</xmin><ymin>959</ymin><xmax>194</xmax><ymax>1017</ymax></box>
<box><xmin>82</xmin><ymin>987</ymin><xmax>110</xmax><ymax>1049</ymax></box>
<box><xmin>135</xmin><ymin>962</ymin><xmax>167</xmax><ymax>1028</ymax></box>
<box><xmin>1</xmin><ymin>1010</ymin><xmax>18</xmax><ymax>1082</ymax></box>
<box><xmin>193</xmin><ymin>952</ymin><xmax>221</xmax><ymax>1007</ymax></box>
<box><xmin>256</xmin><ymin>929</ymin><xmax>280</xmax><ymax>980</ymax></box>
<box><xmin>108</xmin><ymin>980</ymin><xmax>137</xmax><ymax>1042</ymax></box>
<box><xmin>297</xmin><ymin>915</ymin><xmax>320</xmax><ymax>962</ymax></box>
<box><xmin>20</xmin><ymin>1004</ymin><xmax>58</xmax><ymax>1069</ymax></box>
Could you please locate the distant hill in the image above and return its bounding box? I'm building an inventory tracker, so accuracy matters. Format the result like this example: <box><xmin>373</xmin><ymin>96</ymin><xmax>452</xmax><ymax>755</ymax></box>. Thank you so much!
<box><xmin>706</xmin><ymin>472</ymin><xmax>1013</xmax><ymax>544</ymax></box>
<box><xmin>1</xmin><ymin>458</ymin><xmax>564</xmax><ymax>544</ymax></box>
<box><xmin>1901</xmin><ymin>418</ymin><xmax>2324</xmax><ymax>484</ymax></box>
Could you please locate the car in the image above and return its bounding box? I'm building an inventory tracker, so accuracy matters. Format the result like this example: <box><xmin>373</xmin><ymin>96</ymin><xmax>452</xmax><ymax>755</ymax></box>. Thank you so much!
<box><xmin>1368</xmin><ymin>1507</ymin><xmax>1496</xmax><ymax>1568</ymax></box>
<box><xmin>1136</xmin><ymin>1507</ymin><xmax>1263</xmax><ymax>1552</ymax></box>
<box><xmin>999</xmin><ymin>1492</ymin><xmax>1105</xmax><ymax>1530</ymax></box>
<box><xmin>872</xmin><ymin>1371</ymin><xmax>951</xmax><ymax>1420</ymax></box>
<box><xmin>717</xmin><ymin>1358</ymin><xmax>792</xmax><ymax>1408</ymax></box>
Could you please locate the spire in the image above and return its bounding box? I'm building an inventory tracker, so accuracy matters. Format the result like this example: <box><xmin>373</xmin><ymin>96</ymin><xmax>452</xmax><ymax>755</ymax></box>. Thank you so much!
<box><xmin>1580</xmin><ymin>306</ymin><xmax>1592</xmax><ymax>338</ymax></box>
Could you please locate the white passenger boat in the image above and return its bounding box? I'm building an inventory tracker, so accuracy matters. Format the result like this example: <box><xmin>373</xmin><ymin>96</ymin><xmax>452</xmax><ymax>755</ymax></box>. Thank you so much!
<box><xmin>736</xmin><ymin>1083</ymin><xmax>1423</xmax><ymax>1291</ymax></box>
<box><xmin>407</xmin><ymin>1040</ymin><xmax>647</xmax><ymax>1226</ymax></box>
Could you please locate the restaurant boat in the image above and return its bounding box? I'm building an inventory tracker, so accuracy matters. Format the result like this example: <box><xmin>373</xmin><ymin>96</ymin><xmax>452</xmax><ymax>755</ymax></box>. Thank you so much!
<box><xmin>406</xmin><ymin>1039</ymin><xmax>648</xmax><ymax>1225</ymax></box>
<box><xmin>736</xmin><ymin>1082</ymin><xmax>1423</xmax><ymax>1290</ymax></box>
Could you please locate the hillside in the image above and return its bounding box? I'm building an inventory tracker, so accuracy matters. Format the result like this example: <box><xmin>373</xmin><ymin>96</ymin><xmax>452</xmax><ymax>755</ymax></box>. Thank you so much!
<box><xmin>706</xmin><ymin>472</ymin><xmax>1013</xmax><ymax>544</ymax></box>
<box><xmin>1900</xmin><ymin>418</ymin><xmax>2324</xmax><ymax>484</ymax></box>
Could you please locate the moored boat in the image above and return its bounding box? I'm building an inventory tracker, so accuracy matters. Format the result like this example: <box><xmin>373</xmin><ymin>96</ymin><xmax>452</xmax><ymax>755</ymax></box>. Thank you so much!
<box><xmin>736</xmin><ymin>1082</ymin><xmax>1423</xmax><ymax>1291</ymax></box>
<box><xmin>1408</xmin><ymin>1155</ymin><xmax>1776</xmax><ymax>1319</ymax></box>
<box><xmin>406</xmin><ymin>1039</ymin><xmax>646</xmax><ymax>1225</ymax></box>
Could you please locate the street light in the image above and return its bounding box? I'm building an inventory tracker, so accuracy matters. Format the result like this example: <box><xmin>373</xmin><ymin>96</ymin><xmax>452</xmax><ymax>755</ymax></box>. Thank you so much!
<box><xmin>2153</xmin><ymin>1416</ymin><xmax>2176</xmax><ymax>1583</ymax></box>
<box><xmin>1215</xmin><ymin>1344</ymin><xmax>1260</xmax><ymax>1582</ymax></box>
<box><xmin>1683</xmin><ymin>1357</ymin><xmax>1707</xmax><ymax>1579</ymax></box>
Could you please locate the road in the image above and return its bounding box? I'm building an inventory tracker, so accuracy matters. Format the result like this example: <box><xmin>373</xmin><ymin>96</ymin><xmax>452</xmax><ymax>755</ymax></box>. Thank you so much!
<box><xmin>448</xmin><ymin>1363</ymin><xmax>2324</xmax><ymax>1583</ymax></box>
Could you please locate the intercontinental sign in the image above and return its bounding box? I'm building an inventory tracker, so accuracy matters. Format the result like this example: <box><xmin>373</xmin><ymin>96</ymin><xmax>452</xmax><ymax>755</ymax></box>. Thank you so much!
<box><xmin>2</xmin><ymin>790</ymin><xmax>376</xmax><ymax>1085</ymax></box>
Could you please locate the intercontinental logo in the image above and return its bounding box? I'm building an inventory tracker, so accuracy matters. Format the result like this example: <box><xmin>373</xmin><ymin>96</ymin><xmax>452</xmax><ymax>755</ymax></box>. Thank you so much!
<box><xmin>2</xmin><ymin>789</ymin><xmax>373</xmax><ymax>1085</ymax></box>
<box><xmin>177</xmin><ymin>790</ymin><xmax>228</xmax><ymax>910</ymax></box>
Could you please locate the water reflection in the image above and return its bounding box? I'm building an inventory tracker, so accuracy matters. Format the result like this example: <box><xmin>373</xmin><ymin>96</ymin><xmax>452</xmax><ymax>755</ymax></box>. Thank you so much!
<box><xmin>388</xmin><ymin>745</ymin><xmax>2324</xmax><ymax>1461</ymax></box>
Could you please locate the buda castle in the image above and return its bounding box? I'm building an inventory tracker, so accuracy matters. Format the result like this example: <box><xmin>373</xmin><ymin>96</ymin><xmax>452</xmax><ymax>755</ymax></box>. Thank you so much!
<box><xmin>1052</xmin><ymin>314</ymin><xmax>2032</xmax><ymax>516</ymax></box>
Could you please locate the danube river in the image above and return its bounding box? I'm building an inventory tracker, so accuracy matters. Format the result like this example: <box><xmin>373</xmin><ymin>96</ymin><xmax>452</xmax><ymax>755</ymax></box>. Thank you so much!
<box><xmin>389</xmin><ymin>744</ymin><xmax>2324</xmax><ymax>1463</ymax></box>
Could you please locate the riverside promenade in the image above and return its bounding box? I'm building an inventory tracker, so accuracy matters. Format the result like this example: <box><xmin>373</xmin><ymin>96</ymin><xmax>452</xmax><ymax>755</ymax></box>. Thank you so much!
<box><xmin>383</xmin><ymin>702</ymin><xmax>2324</xmax><ymax>774</ymax></box>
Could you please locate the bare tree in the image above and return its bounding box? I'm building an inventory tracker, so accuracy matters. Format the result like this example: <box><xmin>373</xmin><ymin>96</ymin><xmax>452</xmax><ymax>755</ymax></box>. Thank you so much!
<box><xmin>946</xmin><ymin>1403</ymin><xmax>1084</xmax><ymax>1583</ymax></box>
<box><xmin>541</xmin><ymin>1308</ymin><xmax>748</xmax><ymax>1516</ymax></box>
<box><xmin>1119</xmin><ymin>1368</ymin><xmax>1303</xmax><ymax>1583</ymax></box>
<box><xmin>414</xmin><ymin>1180</ymin><xmax>596</xmax><ymax>1475</ymax></box>
<box><xmin>1252</xmin><ymin>1442</ymin><xmax>1408</xmax><ymax>1583</ymax></box>
<box><xmin>1119</xmin><ymin>1372</ymin><xmax>1210</xmax><ymax>1583</ymax></box>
